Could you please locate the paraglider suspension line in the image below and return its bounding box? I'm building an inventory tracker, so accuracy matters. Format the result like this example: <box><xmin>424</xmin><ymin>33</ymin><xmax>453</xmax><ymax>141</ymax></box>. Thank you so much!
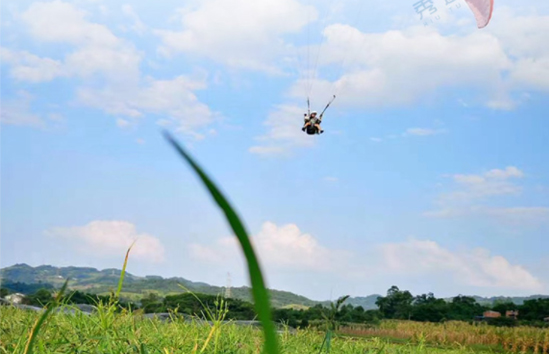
<box><xmin>320</xmin><ymin>95</ymin><xmax>336</xmax><ymax>117</ymax></box>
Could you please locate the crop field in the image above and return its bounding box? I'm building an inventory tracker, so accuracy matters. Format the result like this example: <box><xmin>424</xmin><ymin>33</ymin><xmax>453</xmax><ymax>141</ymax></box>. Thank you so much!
<box><xmin>340</xmin><ymin>321</ymin><xmax>549</xmax><ymax>354</ymax></box>
<box><xmin>1</xmin><ymin>306</ymin><xmax>537</xmax><ymax>354</ymax></box>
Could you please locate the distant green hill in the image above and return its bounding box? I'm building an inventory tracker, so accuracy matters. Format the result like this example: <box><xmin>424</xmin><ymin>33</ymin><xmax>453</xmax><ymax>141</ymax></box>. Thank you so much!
<box><xmin>467</xmin><ymin>295</ymin><xmax>549</xmax><ymax>306</ymax></box>
<box><xmin>2</xmin><ymin>264</ymin><xmax>546</xmax><ymax>309</ymax></box>
<box><xmin>344</xmin><ymin>295</ymin><xmax>383</xmax><ymax>309</ymax></box>
<box><xmin>0</xmin><ymin>264</ymin><xmax>319</xmax><ymax>308</ymax></box>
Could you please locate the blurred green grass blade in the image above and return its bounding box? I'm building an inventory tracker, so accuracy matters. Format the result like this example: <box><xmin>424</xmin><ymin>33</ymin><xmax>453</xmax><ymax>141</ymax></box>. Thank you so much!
<box><xmin>163</xmin><ymin>131</ymin><xmax>279</xmax><ymax>354</ymax></box>
<box><xmin>140</xmin><ymin>343</ymin><xmax>148</xmax><ymax>354</ymax></box>
<box><xmin>23</xmin><ymin>278</ymin><xmax>69</xmax><ymax>354</ymax></box>
<box><xmin>116</xmin><ymin>241</ymin><xmax>135</xmax><ymax>298</ymax></box>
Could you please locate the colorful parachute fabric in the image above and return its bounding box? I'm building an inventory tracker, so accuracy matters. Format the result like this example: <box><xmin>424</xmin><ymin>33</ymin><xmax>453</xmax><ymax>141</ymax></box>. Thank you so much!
<box><xmin>464</xmin><ymin>0</ymin><xmax>494</xmax><ymax>28</ymax></box>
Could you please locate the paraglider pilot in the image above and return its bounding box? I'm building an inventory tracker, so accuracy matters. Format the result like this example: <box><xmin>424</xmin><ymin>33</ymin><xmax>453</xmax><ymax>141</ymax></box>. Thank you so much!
<box><xmin>302</xmin><ymin>111</ymin><xmax>324</xmax><ymax>134</ymax></box>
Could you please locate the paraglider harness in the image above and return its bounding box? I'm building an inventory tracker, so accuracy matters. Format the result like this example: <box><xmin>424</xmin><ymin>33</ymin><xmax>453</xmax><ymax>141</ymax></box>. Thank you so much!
<box><xmin>304</xmin><ymin>114</ymin><xmax>322</xmax><ymax>135</ymax></box>
<box><xmin>303</xmin><ymin>95</ymin><xmax>336</xmax><ymax>135</ymax></box>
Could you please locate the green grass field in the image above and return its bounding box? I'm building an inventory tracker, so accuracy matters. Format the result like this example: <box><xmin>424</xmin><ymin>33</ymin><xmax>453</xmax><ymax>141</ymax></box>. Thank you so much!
<box><xmin>0</xmin><ymin>306</ymin><xmax>517</xmax><ymax>354</ymax></box>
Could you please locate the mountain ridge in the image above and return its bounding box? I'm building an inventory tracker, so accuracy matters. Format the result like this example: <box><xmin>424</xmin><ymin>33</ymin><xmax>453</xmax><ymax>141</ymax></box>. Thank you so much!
<box><xmin>1</xmin><ymin>263</ymin><xmax>547</xmax><ymax>308</ymax></box>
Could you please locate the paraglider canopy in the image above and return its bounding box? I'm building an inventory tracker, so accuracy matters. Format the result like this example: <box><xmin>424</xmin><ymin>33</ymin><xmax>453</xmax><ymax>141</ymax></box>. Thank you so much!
<box><xmin>464</xmin><ymin>0</ymin><xmax>494</xmax><ymax>28</ymax></box>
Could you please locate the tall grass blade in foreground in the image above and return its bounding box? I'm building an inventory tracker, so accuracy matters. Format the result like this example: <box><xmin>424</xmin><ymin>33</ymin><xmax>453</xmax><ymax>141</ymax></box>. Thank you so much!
<box><xmin>116</xmin><ymin>241</ymin><xmax>136</xmax><ymax>298</ymax></box>
<box><xmin>163</xmin><ymin>131</ymin><xmax>280</xmax><ymax>354</ymax></box>
<box><xmin>23</xmin><ymin>278</ymin><xmax>69</xmax><ymax>354</ymax></box>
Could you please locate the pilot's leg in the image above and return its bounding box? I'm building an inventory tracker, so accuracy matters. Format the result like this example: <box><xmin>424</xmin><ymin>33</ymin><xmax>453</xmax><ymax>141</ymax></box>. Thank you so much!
<box><xmin>315</xmin><ymin>124</ymin><xmax>323</xmax><ymax>134</ymax></box>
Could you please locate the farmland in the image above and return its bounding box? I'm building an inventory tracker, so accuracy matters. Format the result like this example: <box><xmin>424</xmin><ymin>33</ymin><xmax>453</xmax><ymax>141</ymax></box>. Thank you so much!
<box><xmin>340</xmin><ymin>320</ymin><xmax>549</xmax><ymax>354</ymax></box>
<box><xmin>2</xmin><ymin>305</ymin><xmax>549</xmax><ymax>354</ymax></box>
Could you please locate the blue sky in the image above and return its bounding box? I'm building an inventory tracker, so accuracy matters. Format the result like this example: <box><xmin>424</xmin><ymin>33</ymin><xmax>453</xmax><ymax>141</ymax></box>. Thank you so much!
<box><xmin>1</xmin><ymin>0</ymin><xmax>548</xmax><ymax>301</ymax></box>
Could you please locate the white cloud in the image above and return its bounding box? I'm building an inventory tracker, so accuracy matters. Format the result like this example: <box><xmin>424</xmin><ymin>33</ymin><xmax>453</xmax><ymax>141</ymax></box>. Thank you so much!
<box><xmin>404</xmin><ymin>128</ymin><xmax>445</xmax><ymax>136</ymax></box>
<box><xmin>154</xmin><ymin>0</ymin><xmax>315</xmax><ymax>73</ymax></box>
<box><xmin>48</xmin><ymin>113</ymin><xmax>64</xmax><ymax>121</ymax></box>
<box><xmin>511</xmin><ymin>58</ymin><xmax>549</xmax><ymax>92</ymax></box>
<box><xmin>424</xmin><ymin>206</ymin><xmax>549</xmax><ymax>226</ymax></box>
<box><xmin>489</xmin><ymin>11</ymin><xmax>549</xmax><ymax>92</ymax></box>
<box><xmin>0</xmin><ymin>48</ymin><xmax>63</xmax><ymax>83</ymax></box>
<box><xmin>2</xmin><ymin>1</ymin><xmax>216</xmax><ymax>137</ymax></box>
<box><xmin>248</xmin><ymin>146</ymin><xmax>286</xmax><ymax>155</ymax></box>
<box><xmin>324</xmin><ymin>176</ymin><xmax>338</xmax><ymax>182</ymax></box>
<box><xmin>381</xmin><ymin>239</ymin><xmax>543</xmax><ymax>291</ymax></box>
<box><xmin>482</xmin><ymin>206</ymin><xmax>548</xmax><ymax>226</ymax></box>
<box><xmin>21</xmin><ymin>0</ymin><xmax>116</xmax><ymax>45</ymax></box>
<box><xmin>121</xmin><ymin>4</ymin><xmax>147</xmax><ymax>35</ymax></box>
<box><xmin>423</xmin><ymin>208</ymin><xmax>467</xmax><ymax>218</ymax></box>
<box><xmin>286</xmin><ymin>9</ymin><xmax>549</xmax><ymax>110</ymax></box>
<box><xmin>425</xmin><ymin>167</ymin><xmax>549</xmax><ymax>227</ymax></box>
<box><xmin>19</xmin><ymin>0</ymin><xmax>141</xmax><ymax>82</ymax></box>
<box><xmin>486</xmin><ymin>96</ymin><xmax>517</xmax><ymax>110</ymax></box>
<box><xmin>47</xmin><ymin>220</ymin><xmax>165</xmax><ymax>263</ymax></box>
<box><xmin>367</xmin><ymin>127</ymin><xmax>446</xmax><ymax>142</ymax></box>
<box><xmin>77</xmin><ymin>75</ymin><xmax>215</xmax><ymax>136</ymax></box>
<box><xmin>445</xmin><ymin>166</ymin><xmax>525</xmax><ymax>202</ymax></box>
<box><xmin>117</xmin><ymin>119</ymin><xmax>131</xmax><ymax>128</ymax></box>
<box><xmin>289</xmin><ymin>24</ymin><xmax>512</xmax><ymax>108</ymax></box>
<box><xmin>0</xmin><ymin>91</ymin><xmax>64</xmax><ymax>128</ymax></box>
<box><xmin>249</xmin><ymin>104</ymin><xmax>316</xmax><ymax>156</ymax></box>
<box><xmin>483</xmin><ymin>166</ymin><xmax>524</xmax><ymax>179</ymax></box>
<box><xmin>190</xmin><ymin>221</ymin><xmax>544</xmax><ymax>293</ymax></box>
<box><xmin>190</xmin><ymin>221</ymin><xmax>349</xmax><ymax>272</ymax></box>
<box><xmin>0</xmin><ymin>91</ymin><xmax>44</xmax><ymax>127</ymax></box>
<box><xmin>485</xmin><ymin>207</ymin><xmax>549</xmax><ymax>218</ymax></box>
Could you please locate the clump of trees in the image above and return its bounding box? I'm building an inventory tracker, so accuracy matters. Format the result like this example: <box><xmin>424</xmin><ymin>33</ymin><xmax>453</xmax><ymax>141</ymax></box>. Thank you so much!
<box><xmin>141</xmin><ymin>292</ymin><xmax>256</xmax><ymax>320</ymax></box>
<box><xmin>1</xmin><ymin>281</ymin><xmax>54</xmax><ymax>294</ymax></box>
<box><xmin>374</xmin><ymin>286</ymin><xmax>549</xmax><ymax>327</ymax></box>
<box><xmin>375</xmin><ymin>286</ymin><xmax>489</xmax><ymax>322</ymax></box>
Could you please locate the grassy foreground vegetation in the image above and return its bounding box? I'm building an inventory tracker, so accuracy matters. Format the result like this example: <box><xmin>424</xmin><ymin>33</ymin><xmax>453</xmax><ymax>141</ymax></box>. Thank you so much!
<box><xmin>0</xmin><ymin>306</ymin><xmax>523</xmax><ymax>354</ymax></box>
<box><xmin>2</xmin><ymin>305</ymin><xmax>549</xmax><ymax>354</ymax></box>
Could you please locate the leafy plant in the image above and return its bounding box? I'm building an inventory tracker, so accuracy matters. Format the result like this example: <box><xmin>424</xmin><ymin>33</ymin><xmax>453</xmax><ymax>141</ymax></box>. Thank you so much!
<box><xmin>319</xmin><ymin>295</ymin><xmax>350</xmax><ymax>353</ymax></box>
<box><xmin>22</xmin><ymin>279</ymin><xmax>69</xmax><ymax>354</ymax></box>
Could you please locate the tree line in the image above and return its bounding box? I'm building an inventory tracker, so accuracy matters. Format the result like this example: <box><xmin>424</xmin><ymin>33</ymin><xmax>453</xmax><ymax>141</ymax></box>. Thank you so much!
<box><xmin>2</xmin><ymin>285</ymin><xmax>548</xmax><ymax>328</ymax></box>
<box><xmin>374</xmin><ymin>286</ymin><xmax>548</xmax><ymax>327</ymax></box>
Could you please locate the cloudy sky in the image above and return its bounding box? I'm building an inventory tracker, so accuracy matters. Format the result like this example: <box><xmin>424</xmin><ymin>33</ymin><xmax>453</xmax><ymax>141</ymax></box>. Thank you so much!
<box><xmin>1</xmin><ymin>0</ymin><xmax>548</xmax><ymax>301</ymax></box>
